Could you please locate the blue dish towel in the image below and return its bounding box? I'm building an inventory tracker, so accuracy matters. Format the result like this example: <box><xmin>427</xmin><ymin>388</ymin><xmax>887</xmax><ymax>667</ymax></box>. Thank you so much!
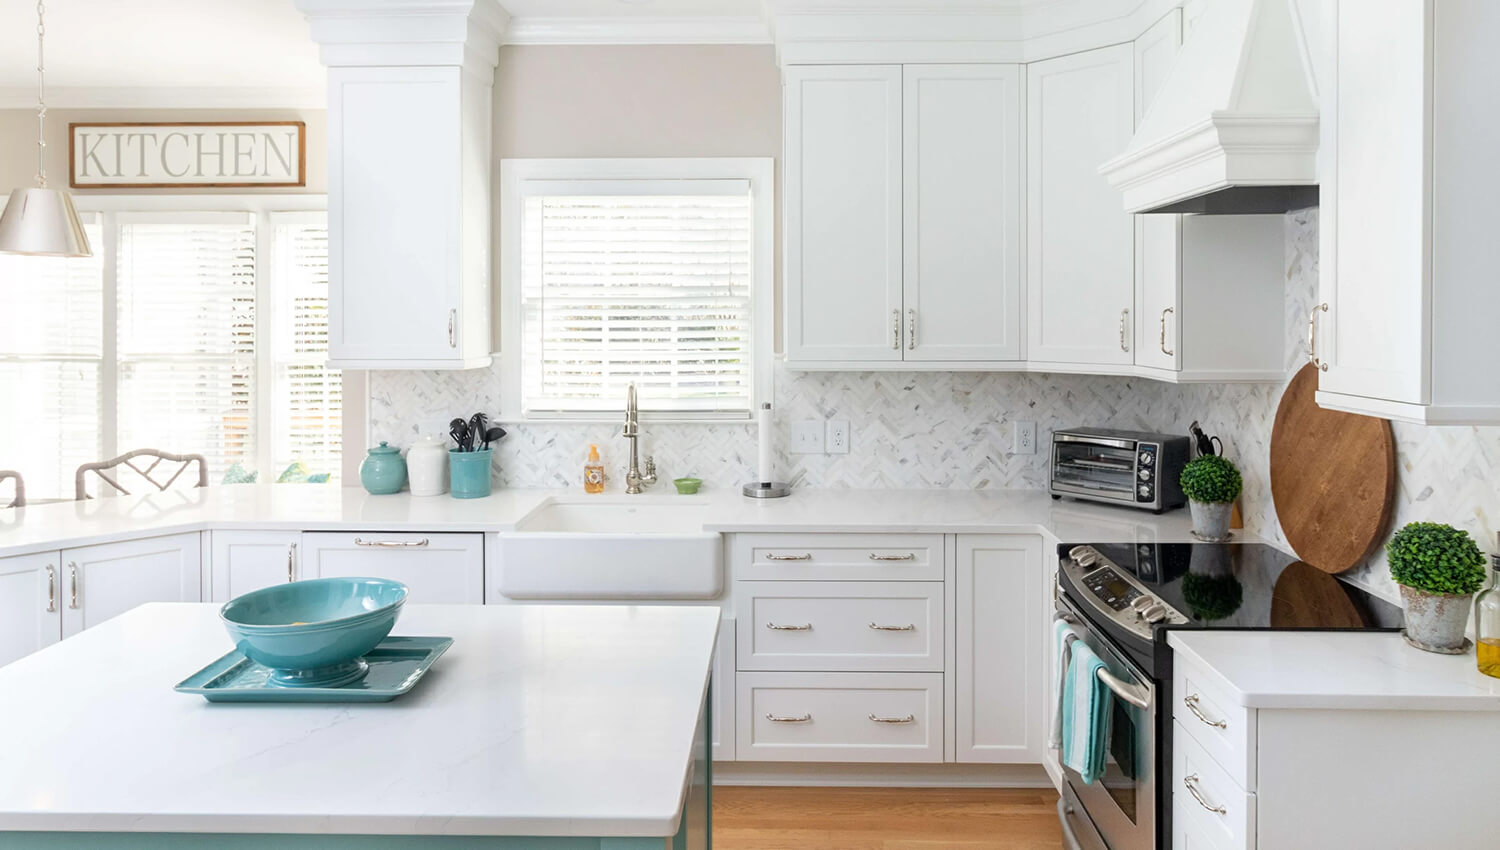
<box><xmin>1061</xmin><ymin>637</ymin><xmax>1113</xmax><ymax>785</ymax></box>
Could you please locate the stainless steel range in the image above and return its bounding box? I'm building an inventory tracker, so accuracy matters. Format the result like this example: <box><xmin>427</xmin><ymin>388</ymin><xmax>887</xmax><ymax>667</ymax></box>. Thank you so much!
<box><xmin>1051</xmin><ymin>542</ymin><xmax>1403</xmax><ymax>850</ymax></box>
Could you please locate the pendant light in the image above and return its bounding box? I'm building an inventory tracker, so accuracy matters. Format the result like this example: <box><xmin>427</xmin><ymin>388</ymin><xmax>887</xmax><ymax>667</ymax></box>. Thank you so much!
<box><xmin>0</xmin><ymin>0</ymin><xmax>91</xmax><ymax>258</ymax></box>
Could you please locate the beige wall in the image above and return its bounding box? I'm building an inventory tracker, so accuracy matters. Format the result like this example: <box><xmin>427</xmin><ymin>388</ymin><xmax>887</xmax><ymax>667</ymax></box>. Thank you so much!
<box><xmin>0</xmin><ymin>108</ymin><xmax>327</xmax><ymax>195</ymax></box>
<box><xmin>491</xmin><ymin>44</ymin><xmax>784</xmax><ymax>348</ymax></box>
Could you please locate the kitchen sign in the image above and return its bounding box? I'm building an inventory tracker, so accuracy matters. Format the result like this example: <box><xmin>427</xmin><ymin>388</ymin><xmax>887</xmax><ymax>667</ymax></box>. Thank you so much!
<box><xmin>69</xmin><ymin>122</ymin><xmax>306</xmax><ymax>188</ymax></box>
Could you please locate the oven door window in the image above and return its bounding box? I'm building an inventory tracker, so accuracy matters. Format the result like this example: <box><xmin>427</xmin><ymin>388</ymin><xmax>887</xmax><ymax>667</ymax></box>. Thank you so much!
<box><xmin>1101</xmin><ymin>697</ymin><xmax>1143</xmax><ymax>822</ymax></box>
<box><xmin>1054</xmin><ymin>442</ymin><xmax>1136</xmax><ymax>497</ymax></box>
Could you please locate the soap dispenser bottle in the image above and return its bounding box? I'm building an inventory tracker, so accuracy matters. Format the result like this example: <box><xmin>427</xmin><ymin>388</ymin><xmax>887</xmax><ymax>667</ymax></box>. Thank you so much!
<box><xmin>584</xmin><ymin>444</ymin><xmax>606</xmax><ymax>494</ymax></box>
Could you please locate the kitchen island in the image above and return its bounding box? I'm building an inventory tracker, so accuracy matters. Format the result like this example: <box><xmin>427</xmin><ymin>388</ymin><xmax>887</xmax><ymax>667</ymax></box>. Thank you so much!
<box><xmin>0</xmin><ymin>602</ymin><xmax>717</xmax><ymax>848</ymax></box>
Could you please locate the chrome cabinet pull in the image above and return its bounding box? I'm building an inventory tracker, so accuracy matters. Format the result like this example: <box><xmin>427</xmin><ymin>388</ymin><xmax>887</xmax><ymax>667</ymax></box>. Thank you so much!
<box><xmin>868</xmin><ymin>553</ymin><xmax>915</xmax><ymax>562</ymax></box>
<box><xmin>869</xmin><ymin>622</ymin><xmax>916</xmax><ymax>631</ymax></box>
<box><xmin>868</xmin><ymin>713</ymin><xmax>915</xmax><ymax>724</ymax></box>
<box><xmin>1307</xmin><ymin>302</ymin><xmax>1329</xmax><ymax>371</ymax></box>
<box><xmin>765</xmin><ymin>553</ymin><xmax>812</xmax><ymax>561</ymax></box>
<box><xmin>766</xmin><ymin>713</ymin><xmax>812</xmax><ymax>723</ymax></box>
<box><xmin>1119</xmin><ymin>308</ymin><xmax>1130</xmax><ymax>352</ymax></box>
<box><xmin>1183</xmin><ymin>693</ymin><xmax>1227</xmax><ymax>729</ymax></box>
<box><xmin>1160</xmin><ymin>307</ymin><xmax>1174</xmax><ymax>356</ymax></box>
<box><xmin>766</xmin><ymin>622</ymin><xmax>812</xmax><ymax>631</ymax></box>
<box><xmin>448</xmin><ymin>309</ymin><xmax>457</xmax><ymax>348</ymax></box>
<box><xmin>286</xmin><ymin>543</ymin><xmax>297</xmax><ymax>583</ymax></box>
<box><xmin>68</xmin><ymin>562</ymin><xmax>78</xmax><ymax>610</ymax></box>
<box><xmin>907</xmin><ymin>309</ymin><xmax>916</xmax><ymax>350</ymax></box>
<box><xmin>354</xmin><ymin>537</ymin><xmax>429</xmax><ymax>548</ymax></box>
<box><xmin>1183</xmin><ymin>774</ymin><xmax>1228</xmax><ymax>815</ymax></box>
<box><xmin>891</xmin><ymin>309</ymin><xmax>900</xmax><ymax>350</ymax></box>
<box><xmin>45</xmin><ymin>564</ymin><xmax>56</xmax><ymax>613</ymax></box>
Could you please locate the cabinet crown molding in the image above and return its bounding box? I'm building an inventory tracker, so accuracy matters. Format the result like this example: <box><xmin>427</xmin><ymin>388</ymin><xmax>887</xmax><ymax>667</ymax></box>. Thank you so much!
<box><xmin>294</xmin><ymin>0</ymin><xmax>508</xmax><ymax>71</ymax></box>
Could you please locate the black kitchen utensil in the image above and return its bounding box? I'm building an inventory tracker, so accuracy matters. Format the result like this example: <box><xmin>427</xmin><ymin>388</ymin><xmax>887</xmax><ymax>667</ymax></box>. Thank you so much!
<box><xmin>469</xmin><ymin>413</ymin><xmax>487</xmax><ymax>447</ymax></box>
<box><xmin>1188</xmin><ymin>420</ymin><xmax>1222</xmax><ymax>457</ymax></box>
<box><xmin>449</xmin><ymin>417</ymin><xmax>471</xmax><ymax>452</ymax></box>
<box><xmin>482</xmin><ymin>425</ymin><xmax>506</xmax><ymax>450</ymax></box>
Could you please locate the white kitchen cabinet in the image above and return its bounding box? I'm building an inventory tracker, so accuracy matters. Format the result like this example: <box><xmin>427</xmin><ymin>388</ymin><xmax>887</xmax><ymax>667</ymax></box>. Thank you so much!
<box><xmin>784</xmin><ymin>65</ymin><xmax>904</xmax><ymax>364</ymax></box>
<box><xmin>713</xmin><ymin>616</ymin><xmax>736</xmax><ymax>762</ymax></box>
<box><xmin>902</xmin><ymin>65</ymin><xmax>1024</xmax><ymax>362</ymax></box>
<box><xmin>209</xmin><ymin>530</ymin><xmax>302</xmax><ymax>602</ymax></box>
<box><xmin>735</xmin><ymin>581</ymin><xmax>944</xmax><ymax>673</ymax></box>
<box><xmin>1026</xmin><ymin>44</ymin><xmax>1136</xmax><ymax>367</ymax></box>
<box><xmin>954</xmin><ymin>534</ymin><xmax>1043</xmax><ymax>763</ymax></box>
<box><xmin>736</xmin><ymin>671</ymin><xmax>945</xmax><ymax>764</ymax></box>
<box><xmin>1317</xmin><ymin>0</ymin><xmax>1500</xmax><ymax>424</ymax></box>
<box><xmin>61</xmin><ymin>534</ymin><xmax>203</xmax><ymax>635</ymax></box>
<box><xmin>0</xmin><ymin>552</ymin><xmax>61</xmax><ymax>667</ymax></box>
<box><xmin>301</xmin><ymin>532</ymin><xmax>483</xmax><ymax>604</ymax></box>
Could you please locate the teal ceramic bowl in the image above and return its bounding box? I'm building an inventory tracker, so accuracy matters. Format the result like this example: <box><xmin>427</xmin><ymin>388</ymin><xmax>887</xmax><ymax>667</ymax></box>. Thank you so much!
<box><xmin>219</xmin><ymin>578</ymin><xmax>408</xmax><ymax>687</ymax></box>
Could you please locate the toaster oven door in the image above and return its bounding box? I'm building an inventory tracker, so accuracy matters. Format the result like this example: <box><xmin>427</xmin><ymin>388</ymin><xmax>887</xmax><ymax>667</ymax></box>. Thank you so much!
<box><xmin>1052</xmin><ymin>436</ymin><xmax>1140</xmax><ymax>503</ymax></box>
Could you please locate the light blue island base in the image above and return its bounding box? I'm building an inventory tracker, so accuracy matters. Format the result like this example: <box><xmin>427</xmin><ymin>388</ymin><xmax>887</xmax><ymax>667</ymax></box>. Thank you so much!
<box><xmin>3</xmin><ymin>693</ymin><xmax>711</xmax><ymax>850</ymax></box>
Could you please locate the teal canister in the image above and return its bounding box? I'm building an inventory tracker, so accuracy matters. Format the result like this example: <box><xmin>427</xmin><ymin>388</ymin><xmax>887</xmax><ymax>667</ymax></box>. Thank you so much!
<box><xmin>449</xmin><ymin>448</ymin><xmax>493</xmax><ymax>499</ymax></box>
<box><xmin>359</xmin><ymin>442</ymin><xmax>408</xmax><ymax>495</ymax></box>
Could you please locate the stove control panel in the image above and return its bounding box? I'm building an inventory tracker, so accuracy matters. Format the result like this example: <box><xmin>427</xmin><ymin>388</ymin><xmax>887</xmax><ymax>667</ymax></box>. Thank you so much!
<box><xmin>1063</xmin><ymin>545</ymin><xmax>1188</xmax><ymax>638</ymax></box>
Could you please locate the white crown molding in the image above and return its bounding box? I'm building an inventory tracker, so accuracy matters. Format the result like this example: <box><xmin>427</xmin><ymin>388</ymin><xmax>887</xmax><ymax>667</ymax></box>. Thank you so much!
<box><xmin>504</xmin><ymin>16</ymin><xmax>771</xmax><ymax>45</ymax></box>
<box><xmin>294</xmin><ymin>0</ymin><xmax>509</xmax><ymax>72</ymax></box>
<box><xmin>0</xmin><ymin>86</ymin><xmax>327</xmax><ymax>111</ymax></box>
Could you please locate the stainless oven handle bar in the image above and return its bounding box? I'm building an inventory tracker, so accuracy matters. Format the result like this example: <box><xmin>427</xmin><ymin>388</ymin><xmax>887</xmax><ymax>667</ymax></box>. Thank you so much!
<box><xmin>1054</xmin><ymin>612</ymin><xmax>1152</xmax><ymax>710</ymax></box>
<box><xmin>1053</xmin><ymin>433</ymin><xmax>1136</xmax><ymax>450</ymax></box>
<box><xmin>1056</xmin><ymin>799</ymin><xmax>1087</xmax><ymax>850</ymax></box>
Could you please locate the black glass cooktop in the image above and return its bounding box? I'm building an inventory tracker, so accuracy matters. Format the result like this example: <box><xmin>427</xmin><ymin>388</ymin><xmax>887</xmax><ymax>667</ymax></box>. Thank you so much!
<box><xmin>1062</xmin><ymin>541</ymin><xmax>1405</xmax><ymax>632</ymax></box>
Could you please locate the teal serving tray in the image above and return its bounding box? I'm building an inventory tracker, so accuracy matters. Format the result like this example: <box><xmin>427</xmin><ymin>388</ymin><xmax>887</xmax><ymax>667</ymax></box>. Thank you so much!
<box><xmin>175</xmin><ymin>636</ymin><xmax>453</xmax><ymax>703</ymax></box>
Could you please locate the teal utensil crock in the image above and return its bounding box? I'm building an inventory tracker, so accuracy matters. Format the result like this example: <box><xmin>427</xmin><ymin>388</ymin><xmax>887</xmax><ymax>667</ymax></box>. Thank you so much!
<box><xmin>449</xmin><ymin>448</ymin><xmax>493</xmax><ymax>499</ymax></box>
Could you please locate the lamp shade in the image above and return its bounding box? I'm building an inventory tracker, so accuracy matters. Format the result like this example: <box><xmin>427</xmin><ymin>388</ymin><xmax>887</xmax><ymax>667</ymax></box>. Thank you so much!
<box><xmin>0</xmin><ymin>187</ymin><xmax>92</xmax><ymax>257</ymax></box>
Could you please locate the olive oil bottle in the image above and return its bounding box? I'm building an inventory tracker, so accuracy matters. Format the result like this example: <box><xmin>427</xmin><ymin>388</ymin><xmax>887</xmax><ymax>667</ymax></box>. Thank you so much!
<box><xmin>1475</xmin><ymin>537</ymin><xmax>1500</xmax><ymax>679</ymax></box>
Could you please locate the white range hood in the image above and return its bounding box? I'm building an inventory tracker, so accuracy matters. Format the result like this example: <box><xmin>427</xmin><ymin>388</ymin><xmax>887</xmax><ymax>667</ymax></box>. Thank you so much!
<box><xmin>1099</xmin><ymin>0</ymin><xmax>1321</xmax><ymax>214</ymax></box>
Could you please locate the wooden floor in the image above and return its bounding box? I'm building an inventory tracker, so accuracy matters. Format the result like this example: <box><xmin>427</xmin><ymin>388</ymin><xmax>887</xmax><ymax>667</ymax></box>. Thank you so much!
<box><xmin>712</xmin><ymin>786</ymin><xmax>1064</xmax><ymax>850</ymax></box>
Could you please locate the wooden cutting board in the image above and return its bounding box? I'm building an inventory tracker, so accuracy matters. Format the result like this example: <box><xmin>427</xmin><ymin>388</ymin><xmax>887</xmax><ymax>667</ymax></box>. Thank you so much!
<box><xmin>1270</xmin><ymin>364</ymin><xmax>1396</xmax><ymax>574</ymax></box>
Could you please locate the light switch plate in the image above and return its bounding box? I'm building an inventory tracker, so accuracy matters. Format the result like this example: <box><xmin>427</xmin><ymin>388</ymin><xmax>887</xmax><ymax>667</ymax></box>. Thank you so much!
<box><xmin>826</xmin><ymin>419</ymin><xmax>850</xmax><ymax>454</ymax></box>
<box><xmin>792</xmin><ymin>420</ymin><xmax>824</xmax><ymax>454</ymax></box>
<box><xmin>1014</xmin><ymin>420</ymin><xmax>1037</xmax><ymax>455</ymax></box>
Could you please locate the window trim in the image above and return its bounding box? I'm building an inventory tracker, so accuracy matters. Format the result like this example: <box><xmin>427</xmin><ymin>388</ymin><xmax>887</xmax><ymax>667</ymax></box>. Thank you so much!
<box><xmin>497</xmin><ymin>157</ymin><xmax>775</xmax><ymax>424</ymax></box>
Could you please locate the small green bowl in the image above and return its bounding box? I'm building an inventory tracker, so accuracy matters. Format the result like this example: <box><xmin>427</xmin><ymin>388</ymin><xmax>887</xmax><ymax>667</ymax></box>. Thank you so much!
<box><xmin>673</xmin><ymin>477</ymin><xmax>702</xmax><ymax>495</ymax></box>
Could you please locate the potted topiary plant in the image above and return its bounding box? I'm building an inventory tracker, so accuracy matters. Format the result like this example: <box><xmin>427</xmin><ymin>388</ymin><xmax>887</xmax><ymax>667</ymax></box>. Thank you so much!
<box><xmin>1179</xmin><ymin>454</ymin><xmax>1242</xmax><ymax>542</ymax></box>
<box><xmin>1387</xmin><ymin>522</ymin><xmax>1488</xmax><ymax>653</ymax></box>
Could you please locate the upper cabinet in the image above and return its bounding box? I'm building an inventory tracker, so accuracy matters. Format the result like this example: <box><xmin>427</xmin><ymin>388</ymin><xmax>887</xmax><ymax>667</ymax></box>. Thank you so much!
<box><xmin>297</xmin><ymin>0</ymin><xmax>504</xmax><ymax>371</ymax></box>
<box><xmin>1316</xmin><ymin>0</ymin><xmax>1500</xmax><ymax>424</ymax></box>
<box><xmin>784</xmin><ymin>64</ymin><xmax>1024</xmax><ymax>368</ymax></box>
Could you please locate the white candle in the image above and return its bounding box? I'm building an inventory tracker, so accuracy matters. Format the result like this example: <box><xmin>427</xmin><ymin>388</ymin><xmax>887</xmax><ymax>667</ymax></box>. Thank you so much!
<box><xmin>757</xmin><ymin>403</ymin><xmax>773</xmax><ymax>485</ymax></box>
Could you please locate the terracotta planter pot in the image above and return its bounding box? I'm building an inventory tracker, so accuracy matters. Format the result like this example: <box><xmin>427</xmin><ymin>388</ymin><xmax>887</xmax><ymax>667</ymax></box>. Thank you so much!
<box><xmin>1189</xmin><ymin>500</ymin><xmax>1233</xmax><ymax>542</ymax></box>
<box><xmin>1399</xmin><ymin>584</ymin><xmax>1473</xmax><ymax>654</ymax></box>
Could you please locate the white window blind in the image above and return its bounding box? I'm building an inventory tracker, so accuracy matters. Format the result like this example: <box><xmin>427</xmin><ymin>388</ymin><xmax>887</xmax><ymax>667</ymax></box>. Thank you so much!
<box><xmin>269</xmin><ymin>211</ymin><xmax>340</xmax><ymax>479</ymax></box>
<box><xmin>116</xmin><ymin>212</ymin><xmax>258</xmax><ymax>482</ymax></box>
<box><xmin>0</xmin><ymin>216</ymin><xmax>104</xmax><ymax>500</ymax></box>
<box><xmin>518</xmin><ymin>180</ymin><xmax>755</xmax><ymax>417</ymax></box>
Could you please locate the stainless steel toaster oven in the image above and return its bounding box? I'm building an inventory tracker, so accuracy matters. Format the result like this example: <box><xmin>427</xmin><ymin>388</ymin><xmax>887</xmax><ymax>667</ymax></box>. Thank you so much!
<box><xmin>1049</xmin><ymin>427</ymin><xmax>1189</xmax><ymax>513</ymax></box>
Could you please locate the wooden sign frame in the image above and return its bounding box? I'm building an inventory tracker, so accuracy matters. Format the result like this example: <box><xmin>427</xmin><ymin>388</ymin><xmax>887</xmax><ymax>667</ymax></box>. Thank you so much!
<box><xmin>69</xmin><ymin>121</ymin><xmax>307</xmax><ymax>189</ymax></box>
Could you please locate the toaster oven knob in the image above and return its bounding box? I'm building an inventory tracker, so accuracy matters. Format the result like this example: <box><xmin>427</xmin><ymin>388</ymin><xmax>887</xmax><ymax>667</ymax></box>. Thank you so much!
<box><xmin>1138</xmin><ymin>451</ymin><xmax>1154</xmax><ymax>466</ymax></box>
<box><xmin>1138</xmin><ymin>468</ymin><xmax>1152</xmax><ymax>481</ymax></box>
<box><xmin>1138</xmin><ymin>484</ymin><xmax>1153</xmax><ymax>498</ymax></box>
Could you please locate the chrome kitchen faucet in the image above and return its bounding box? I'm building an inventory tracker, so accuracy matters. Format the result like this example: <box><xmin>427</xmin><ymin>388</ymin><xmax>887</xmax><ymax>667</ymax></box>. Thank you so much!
<box><xmin>622</xmin><ymin>383</ymin><xmax>657</xmax><ymax>494</ymax></box>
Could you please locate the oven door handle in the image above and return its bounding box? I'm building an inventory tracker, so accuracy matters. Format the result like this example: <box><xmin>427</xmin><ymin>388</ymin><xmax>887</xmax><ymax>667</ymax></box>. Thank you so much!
<box><xmin>1056</xmin><ymin>798</ymin><xmax>1088</xmax><ymax>850</ymax></box>
<box><xmin>1053</xmin><ymin>613</ymin><xmax>1153</xmax><ymax>710</ymax></box>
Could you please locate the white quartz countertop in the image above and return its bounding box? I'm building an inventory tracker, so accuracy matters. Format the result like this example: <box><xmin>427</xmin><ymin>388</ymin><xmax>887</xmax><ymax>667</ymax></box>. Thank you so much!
<box><xmin>1168</xmin><ymin>630</ymin><xmax>1500</xmax><ymax>711</ymax></box>
<box><xmin>0</xmin><ymin>484</ymin><xmax>1224</xmax><ymax>558</ymax></box>
<box><xmin>0</xmin><ymin>602</ymin><xmax>719</xmax><ymax>837</ymax></box>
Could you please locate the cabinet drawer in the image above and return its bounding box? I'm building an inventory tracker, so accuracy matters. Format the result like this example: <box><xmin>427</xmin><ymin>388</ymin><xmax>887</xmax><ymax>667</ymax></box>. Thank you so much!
<box><xmin>736</xmin><ymin>672</ymin><xmax>943</xmax><ymax>763</ymax></box>
<box><xmin>300</xmin><ymin>532</ymin><xmax>484</xmax><ymax>604</ymax></box>
<box><xmin>1172</xmin><ymin>720</ymin><xmax>1256</xmax><ymax>850</ymax></box>
<box><xmin>1173</xmin><ymin>657</ymin><xmax>1255</xmax><ymax>788</ymax></box>
<box><xmin>735</xmin><ymin>581</ymin><xmax>943</xmax><ymax>672</ymax></box>
<box><xmin>731</xmin><ymin>533</ymin><xmax>943</xmax><ymax>581</ymax></box>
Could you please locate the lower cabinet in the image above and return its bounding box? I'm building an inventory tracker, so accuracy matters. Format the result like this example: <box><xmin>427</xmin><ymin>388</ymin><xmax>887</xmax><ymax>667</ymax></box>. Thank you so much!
<box><xmin>301</xmin><ymin>531</ymin><xmax>484</xmax><ymax>604</ymax></box>
<box><xmin>736</xmin><ymin>671</ymin><xmax>945</xmax><ymax>763</ymax></box>
<box><xmin>209</xmin><ymin>530</ymin><xmax>302</xmax><ymax>602</ymax></box>
<box><xmin>0</xmin><ymin>533</ymin><xmax>202</xmax><ymax>667</ymax></box>
<box><xmin>954</xmin><ymin>534</ymin><xmax>1044</xmax><ymax>763</ymax></box>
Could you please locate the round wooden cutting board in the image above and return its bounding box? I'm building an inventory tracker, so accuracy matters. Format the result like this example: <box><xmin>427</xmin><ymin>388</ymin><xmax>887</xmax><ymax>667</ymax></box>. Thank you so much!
<box><xmin>1270</xmin><ymin>364</ymin><xmax>1396</xmax><ymax>574</ymax></box>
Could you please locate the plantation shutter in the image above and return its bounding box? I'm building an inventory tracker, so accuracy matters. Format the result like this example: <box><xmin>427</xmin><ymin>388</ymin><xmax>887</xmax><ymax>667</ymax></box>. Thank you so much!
<box><xmin>518</xmin><ymin>179</ymin><xmax>755</xmax><ymax>417</ymax></box>
<box><xmin>0</xmin><ymin>213</ymin><xmax>105</xmax><ymax>501</ymax></box>
<box><xmin>268</xmin><ymin>211</ymin><xmax>340</xmax><ymax>480</ymax></box>
<box><xmin>115</xmin><ymin>212</ymin><xmax>257</xmax><ymax>481</ymax></box>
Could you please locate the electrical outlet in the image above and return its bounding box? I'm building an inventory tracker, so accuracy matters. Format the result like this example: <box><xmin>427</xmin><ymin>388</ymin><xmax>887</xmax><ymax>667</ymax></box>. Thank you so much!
<box><xmin>826</xmin><ymin>419</ymin><xmax>850</xmax><ymax>454</ymax></box>
<box><xmin>1014</xmin><ymin>420</ymin><xmax>1037</xmax><ymax>455</ymax></box>
<box><xmin>792</xmin><ymin>420</ymin><xmax>825</xmax><ymax>454</ymax></box>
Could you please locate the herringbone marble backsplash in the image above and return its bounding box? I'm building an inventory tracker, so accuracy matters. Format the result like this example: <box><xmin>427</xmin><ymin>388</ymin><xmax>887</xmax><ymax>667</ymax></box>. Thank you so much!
<box><xmin>369</xmin><ymin>208</ymin><xmax>1500</xmax><ymax>603</ymax></box>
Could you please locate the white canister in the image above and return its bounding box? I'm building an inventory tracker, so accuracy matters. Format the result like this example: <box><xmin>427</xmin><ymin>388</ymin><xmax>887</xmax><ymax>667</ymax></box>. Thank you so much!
<box><xmin>406</xmin><ymin>435</ymin><xmax>450</xmax><ymax>496</ymax></box>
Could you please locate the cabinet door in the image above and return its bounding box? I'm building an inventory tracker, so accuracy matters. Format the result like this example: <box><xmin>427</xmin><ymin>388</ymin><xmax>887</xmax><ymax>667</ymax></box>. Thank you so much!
<box><xmin>302</xmin><ymin>531</ymin><xmax>483</xmax><ymax>604</ymax></box>
<box><xmin>1320</xmin><ymin>2</ymin><xmax>1430</xmax><ymax>404</ymax></box>
<box><xmin>1027</xmin><ymin>45</ymin><xmax>1136</xmax><ymax>366</ymax></box>
<box><xmin>0</xmin><ymin>552</ymin><xmax>62</xmax><ymax>667</ymax></box>
<box><xmin>328</xmin><ymin>66</ymin><xmax>464</xmax><ymax>366</ymax></box>
<box><xmin>713</xmin><ymin>616</ymin><xmax>736</xmax><ymax>762</ymax></box>
<box><xmin>209</xmin><ymin>530</ymin><xmax>302</xmax><ymax>602</ymax></box>
<box><xmin>902</xmin><ymin>65</ymin><xmax>1023</xmax><ymax>362</ymax></box>
<box><xmin>60</xmin><ymin>533</ymin><xmax>203</xmax><ymax>637</ymax></box>
<box><xmin>955</xmin><ymin>534</ymin><xmax>1043</xmax><ymax>763</ymax></box>
<box><xmin>784</xmin><ymin>65</ymin><xmax>904</xmax><ymax>363</ymax></box>
<box><xmin>1134</xmin><ymin>9</ymin><xmax>1185</xmax><ymax>372</ymax></box>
